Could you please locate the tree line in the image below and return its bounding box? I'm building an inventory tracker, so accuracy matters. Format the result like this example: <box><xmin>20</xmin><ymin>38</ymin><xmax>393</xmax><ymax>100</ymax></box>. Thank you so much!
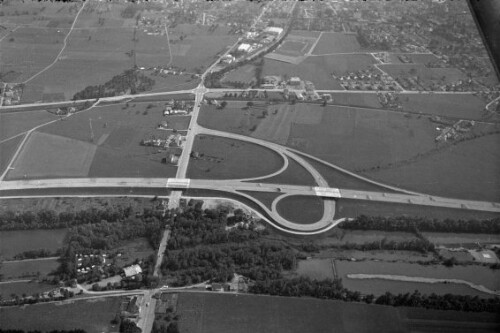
<box><xmin>0</xmin><ymin>206</ymin><xmax>162</xmax><ymax>230</ymax></box>
<box><xmin>249</xmin><ymin>277</ymin><xmax>500</xmax><ymax>313</ymax></box>
<box><xmin>72</xmin><ymin>69</ymin><xmax>155</xmax><ymax>100</ymax></box>
<box><xmin>338</xmin><ymin>215</ymin><xmax>500</xmax><ymax>234</ymax></box>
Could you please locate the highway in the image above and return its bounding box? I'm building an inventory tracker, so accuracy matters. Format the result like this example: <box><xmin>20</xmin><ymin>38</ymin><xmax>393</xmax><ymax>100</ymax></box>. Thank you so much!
<box><xmin>1</xmin><ymin>177</ymin><xmax>499</xmax><ymax>234</ymax></box>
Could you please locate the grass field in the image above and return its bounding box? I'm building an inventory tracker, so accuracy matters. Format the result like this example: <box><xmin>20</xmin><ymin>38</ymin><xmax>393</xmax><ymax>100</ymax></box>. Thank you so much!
<box><xmin>334</xmin><ymin>199</ymin><xmax>500</xmax><ymax>220</ymax></box>
<box><xmin>0</xmin><ymin>281</ymin><xmax>56</xmax><ymax>298</ymax></box>
<box><xmin>34</xmin><ymin>103</ymin><xmax>179</xmax><ymax>178</ymax></box>
<box><xmin>0</xmin><ymin>111</ymin><xmax>59</xmax><ymax>141</ymax></box>
<box><xmin>263</xmin><ymin>54</ymin><xmax>375</xmax><ymax>89</ymax></box>
<box><xmin>294</xmin><ymin>258</ymin><xmax>335</xmax><ymax>280</ymax></box>
<box><xmin>286</xmin><ymin>105</ymin><xmax>437</xmax><ymax>171</ymax></box>
<box><xmin>0</xmin><ymin>258</ymin><xmax>59</xmax><ymax>280</ymax></box>
<box><xmin>16</xmin><ymin>1</ymin><xmax>181</xmax><ymax>102</ymax></box>
<box><xmin>176</xmin><ymin>292</ymin><xmax>499</xmax><ymax>333</ymax></box>
<box><xmin>322</xmin><ymin>229</ymin><xmax>419</xmax><ymax>247</ymax></box>
<box><xmin>0</xmin><ymin>27</ymin><xmax>70</xmax><ymax>83</ymax></box>
<box><xmin>0</xmin><ymin>297</ymin><xmax>122</xmax><ymax>333</ymax></box>
<box><xmin>422</xmin><ymin>233</ymin><xmax>500</xmax><ymax>246</ymax></box>
<box><xmin>7</xmin><ymin>131</ymin><xmax>97</xmax><ymax>180</ymax></box>
<box><xmin>363</xmin><ymin>134</ymin><xmax>500</xmax><ymax>202</ymax></box>
<box><xmin>300</xmin><ymin>154</ymin><xmax>400</xmax><ymax>192</ymax></box>
<box><xmin>222</xmin><ymin>64</ymin><xmax>256</xmax><ymax>85</ymax></box>
<box><xmin>276</xmin><ymin>196</ymin><xmax>324</xmax><ymax>224</ymax></box>
<box><xmin>311</xmin><ymin>32</ymin><xmax>361</xmax><ymax>55</ymax></box>
<box><xmin>329</xmin><ymin>92</ymin><xmax>382</xmax><ymax>108</ymax></box>
<box><xmin>0</xmin><ymin>229</ymin><xmax>67</xmax><ymax>260</ymax></box>
<box><xmin>249</xmin><ymin>156</ymin><xmax>317</xmax><ymax>186</ymax></box>
<box><xmin>168</xmin><ymin>24</ymin><xmax>238</xmax><ymax>72</ymax></box>
<box><xmin>400</xmin><ymin>93</ymin><xmax>487</xmax><ymax>120</ymax></box>
<box><xmin>0</xmin><ymin>135</ymin><xmax>24</xmax><ymax>175</ymax></box>
<box><xmin>187</xmin><ymin>135</ymin><xmax>283</xmax><ymax>180</ymax></box>
<box><xmin>336</xmin><ymin>260</ymin><xmax>500</xmax><ymax>297</ymax></box>
<box><xmin>238</xmin><ymin>191</ymin><xmax>281</xmax><ymax>210</ymax></box>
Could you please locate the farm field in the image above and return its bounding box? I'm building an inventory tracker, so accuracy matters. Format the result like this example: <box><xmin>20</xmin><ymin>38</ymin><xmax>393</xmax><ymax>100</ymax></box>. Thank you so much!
<box><xmin>0</xmin><ymin>111</ymin><xmax>59</xmax><ymax>141</ymax></box>
<box><xmin>168</xmin><ymin>24</ymin><xmax>238</xmax><ymax>72</ymax></box>
<box><xmin>222</xmin><ymin>64</ymin><xmax>256</xmax><ymax>85</ymax></box>
<box><xmin>187</xmin><ymin>135</ymin><xmax>283</xmax><ymax>180</ymax></box>
<box><xmin>311</xmin><ymin>32</ymin><xmax>362</xmax><ymax>55</ymax></box>
<box><xmin>399</xmin><ymin>93</ymin><xmax>488</xmax><ymax>120</ymax></box>
<box><xmin>0</xmin><ymin>27</ymin><xmax>71</xmax><ymax>83</ymax></box>
<box><xmin>0</xmin><ymin>297</ymin><xmax>122</xmax><ymax>333</ymax></box>
<box><xmin>335</xmin><ymin>260</ymin><xmax>500</xmax><ymax>296</ymax></box>
<box><xmin>300</xmin><ymin>154</ymin><xmax>400</xmax><ymax>193</ymax></box>
<box><xmin>329</xmin><ymin>92</ymin><xmax>381</xmax><ymax>108</ymax></box>
<box><xmin>0</xmin><ymin>229</ymin><xmax>67</xmax><ymax>260</ymax></box>
<box><xmin>294</xmin><ymin>258</ymin><xmax>335</xmax><ymax>280</ymax></box>
<box><xmin>276</xmin><ymin>195</ymin><xmax>324</xmax><ymax>224</ymax></box>
<box><xmin>249</xmin><ymin>156</ymin><xmax>317</xmax><ymax>186</ymax></box>
<box><xmin>363</xmin><ymin>134</ymin><xmax>500</xmax><ymax>202</ymax></box>
<box><xmin>0</xmin><ymin>2</ymin><xmax>79</xmax><ymax>27</ymax></box>
<box><xmin>6</xmin><ymin>131</ymin><xmax>97</xmax><ymax>180</ymax></box>
<box><xmin>0</xmin><ymin>281</ymin><xmax>56</xmax><ymax>298</ymax></box>
<box><xmin>321</xmin><ymin>230</ymin><xmax>419</xmax><ymax>247</ymax></box>
<box><xmin>422</xmin><ymin>233</ymin><xmax>500</xmax><ymax>246</ymax></box>
<box><xmin>285</xmin><ymin>104</ymin><xmax>437</xmax><ymax>171</ymax></box>
<box><xmin>388</xmin><ymin>53</ymin><xmax>440</xmax><ymax>65</ymax></box>
<box><xmin>263</xmin><ymin>54</ymin><xmax>376</xmax><ymax>89</ymax></box>
<box><xmin>266</xmin><ymin>30</ymin><xmax>319</xmax><ymax>63</ymax></box>
<box><xmin>334</xmin><ymin>199</ymin><xmax>500</xmax><ymax>220</ymax></box>
<box><xmin>176</xmin><ymin>292</ymin><xmax>499</xmax><ymax>333</ymax></box>
<box><xmin>33</xmin><ymin>103</ymin><xmax>179</xmax><ymax>178</ymax></box>
<box><xmin>0</xmin><ymin>258</ymin><xmax>59</xmax><ymax>280</ymax></box>
<box><xmin>0</xmin><ymin>135</ymin><xmax>24</xmax><ymax>175</ymax></box>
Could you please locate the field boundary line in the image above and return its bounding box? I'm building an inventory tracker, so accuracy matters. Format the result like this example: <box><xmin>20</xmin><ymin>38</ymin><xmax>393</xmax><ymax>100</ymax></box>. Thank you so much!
<box><xmin>21</xmin><ymin>1</ymin><xmax>87</xmax><ymax>85</ymax></box>
<box><xmin>164</xmin><ymin>24</ymin><xmax>173</xmax><ymax>68</ymax></box>
<box><xmin>0</xmin><ymin>131</ymin><xmax>26</xmax><ymax>145</ymax></box>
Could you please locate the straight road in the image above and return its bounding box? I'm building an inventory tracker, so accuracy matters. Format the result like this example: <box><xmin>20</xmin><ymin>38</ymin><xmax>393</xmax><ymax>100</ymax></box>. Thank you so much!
<box><xmin>153</xmin><ymin>229</ymin><xmax>170</xmax><ymax>277</ymax></box>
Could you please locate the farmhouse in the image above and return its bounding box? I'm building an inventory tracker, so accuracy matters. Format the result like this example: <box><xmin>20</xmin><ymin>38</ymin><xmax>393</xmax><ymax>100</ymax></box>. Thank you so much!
<box><xmin>123</xmin><ymin>264</ymin><xmax>142</xmax><ymax>278</ymax></box>
<box><xmin>289</xmin><ymin>77</ymin><xmax>301</xmax><ymax>86</ymax></box>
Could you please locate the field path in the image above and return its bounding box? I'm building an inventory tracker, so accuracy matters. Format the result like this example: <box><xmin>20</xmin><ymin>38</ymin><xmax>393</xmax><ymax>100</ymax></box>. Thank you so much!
<box><xmin>21</xmin><ymin>1</ymin><xmax>87</xmax><ymax>85</ymax></box>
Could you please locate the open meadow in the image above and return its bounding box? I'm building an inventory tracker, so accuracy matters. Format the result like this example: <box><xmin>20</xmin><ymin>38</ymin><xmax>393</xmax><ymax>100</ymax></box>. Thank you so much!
<box><xmin>380</xmin><ymin>64</ymin><xmax>467</xmax><ymax>88</ymax></box>
<box><xmin>176</xmin><ymin>292</ymin><xmax>499</xmax><ymax>333</ymax></box>
<box><xmin>17</xmin><ymin>102</ymin><xmax>181</xmax><ymax>178</ymax></box>
<box><xmin>249</xmin><ymin>156</ymin><xmax>317</xmax><ymax>186</ymax></box>
<box><xmin>0</xmin><ymin>281</ymin><xmax>56</xmax><ymax>298</ymax></box>
<box><xmin>187</xmin><ymin>135</ymin><xmax>283</xmax><ymax>180</ymax></box>
<box><xmin>168</xmin><ymin>24</ymin><xmax>238</xmax><ymax>72</ymax></box>
<box><xmin>363</xmin><ymin>133</ymin><xmax>500</xmax><ymax>202</ymax></box>
<box><xmin>399</xmin><ymin>93</ymin><xmax>488</xmax><ymax>120</ymax></box>
<box><xmin>0</xmin><ymin>258</ymin><xmax>59</xmax><ymax>280</ymax></box>
<box><xmin>311</xmin><ymin>32</ymin><xmax>362</xmax><ymax>55</ymax></box>
<box><xmin>335</xmin><ymin>199</ymin><xmax>500</xmax><ymax>221</ymax></box>
<box><xmin>0</xmin><ymin>296</ymin><xmax>122</xmax><ymax>333</ymax></box>
<box><xmin>0</xmin><ymin>135</ymin><xmax>23</xmax><ymax>175</ymax></box>
<box><xmin>0</xmin><ymin>229</ymin><xmax>67</xmax><ymax>260</ymax></box>
<box><xmin>0</xmin><ymin>110</ymin><xmax>59</xmax><ymax>141</ymax></box>
<box><xmin>276</xmin><ymin>195</ymin><xmax>325</xmax><ymax>224</ymax></box>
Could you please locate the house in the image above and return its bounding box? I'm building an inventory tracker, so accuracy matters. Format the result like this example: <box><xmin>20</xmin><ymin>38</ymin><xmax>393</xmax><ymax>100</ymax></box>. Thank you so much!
<box><xmin>289</xmin><ymin>77</ymin><xmax>301</xmax><ymax>86</ymax></box>
<box><xmin>237</xmin><ymin>43</ymin><xmax>252</xmax><ymax>53</ymax></box>
<box><xmin>211</xmin><ymin>283</ymin><xmax>224</xmax><ymax>292</ymax></box>
<box><xmin>221</xmin><ymin>54</ymin><xmax>235</xmax><ymax>64</ymax></box>
<box><xmin>123</xmin><ymin>264</ymin><xmax>142</xmax><ymax>278</ymax></box>
<box><xmin>264</xmin><ymin>26</ymin><xmax>283</xmax><ymax>36</ymax></box>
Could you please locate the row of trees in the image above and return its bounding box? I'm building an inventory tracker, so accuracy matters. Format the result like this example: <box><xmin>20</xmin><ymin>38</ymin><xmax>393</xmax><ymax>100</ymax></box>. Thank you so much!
<box><xmin>0</xmin><ymin>206</ymin><xmax>168</xmax><ymax>230</ymax></box>
<box><xmin>249</xmin><ymin>277</ymin><xmax>500</xmax><ymax>313</ymax></box>
<box><xmin>13</xmin><ymin>248</ymin><xmax>60</xmax><ymax>260</ymax></box>
<box><xmin>339</xmin><ymin>215</ymin><xmax>500</xmax><ymax>234</ymax></box>
<box><xmin>72</xmin><ymin>69</ymin><xmax>155</xmax><ymax>100</ymax></box>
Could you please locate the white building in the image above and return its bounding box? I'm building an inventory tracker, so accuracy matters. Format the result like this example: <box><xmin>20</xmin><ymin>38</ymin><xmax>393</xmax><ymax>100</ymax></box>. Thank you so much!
<box><xmin>264</xmin><ymin>26</ymin><xmax>283</xmax><ymax>36</ymax></box>
<box><xmin>123</xmin><ymin>264</ymin><xmax>143</xmax><ymax>278</ymax></box>
<box><xmin>237</xmin><ymin>43</ymin><xmax>252</xmax><ymax>52</ymax></box>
